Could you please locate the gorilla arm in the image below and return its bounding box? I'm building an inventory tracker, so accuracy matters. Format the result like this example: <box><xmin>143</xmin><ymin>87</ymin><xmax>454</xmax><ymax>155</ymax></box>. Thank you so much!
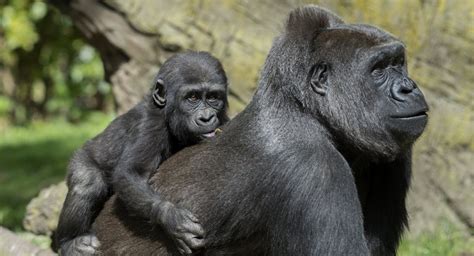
<box><xmin>259</xmin><ymin>144</ymin><xmax>370</xmax><ymax>256</ymax></box>
<box><xmin>112</xmin><ymin>137</ymin><xmax>205</xmax><ymax>255</ymax></box>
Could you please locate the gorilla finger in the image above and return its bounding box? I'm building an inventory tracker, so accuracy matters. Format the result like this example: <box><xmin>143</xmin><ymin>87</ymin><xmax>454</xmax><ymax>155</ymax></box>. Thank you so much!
<box><xmin>75</xmin><ymin>243</ymin><xmax>97</xmax><ymax>255</ymax></box>
<box><xmin>182</xmin><ymin>235</ymin><xmax>205</xmax><ymax>249</ymax></box>
<box><xmin>90</xmin><ymin>236</ymin><xmax>100</xmax><ymax>248</ymax></box>
<box><xmin>185</xmin><ymin>212</ymin><xmax>200</xmax><ymax>223</ymax></box>
<box><xmin>80</xmin><ymin>246</ymin><xmax>97</xmax><ymax>255</ymax></box>
<box><xmin>75</xmin><ymin>235</ymin><xmax>99</xmax><ymax>250</ymax></box>
<box><xmin>176</xmin><ymin>239</ymin><xmax>193</xmax><ymax>255</ymax></box>
<box><xmin>183</xmin><ymin>222</ymin><xmax>205</xmax><ymax>236</ymax></box>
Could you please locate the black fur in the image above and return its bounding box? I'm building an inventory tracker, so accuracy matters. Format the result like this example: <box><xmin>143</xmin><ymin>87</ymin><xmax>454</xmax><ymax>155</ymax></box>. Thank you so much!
<box><xmin>54</xmin><ymin>51</ymin><xmax>229</xmax><ymax>255</ymax></box>
<box><xmin>94</xmin><ymin>6</ymin><xmax>428</xmax><ymax>256</ymax></box>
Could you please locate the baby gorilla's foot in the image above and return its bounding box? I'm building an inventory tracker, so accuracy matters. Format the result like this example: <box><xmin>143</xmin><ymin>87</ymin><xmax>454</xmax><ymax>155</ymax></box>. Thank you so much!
<box><xmin>60</xmin><ymin>234</ymin><xmax>100</xmax><ymax>256</ymax></box>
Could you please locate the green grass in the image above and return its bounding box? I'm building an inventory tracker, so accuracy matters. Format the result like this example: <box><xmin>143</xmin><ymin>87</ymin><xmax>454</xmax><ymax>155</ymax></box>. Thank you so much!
<box><xmin>0</xmin><ymin>112</ymin><xmax>113</xmax><ymax>230</ymax></box>
<box><xmin>399</xmin><ymin>222</ymin><xmax>474</xmax><ymax>256</ymax></box>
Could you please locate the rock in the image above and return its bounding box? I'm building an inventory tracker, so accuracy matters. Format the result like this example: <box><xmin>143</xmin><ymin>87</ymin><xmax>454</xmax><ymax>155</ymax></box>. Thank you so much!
<box><xmin>0</xmin><ymin>226</ymin><xmax>55</xmax><ymax>256</ymax></box>
<box><xmin>23</xmin><ymin>182</ymin><xmax>67</xmax><ymax>236</ymax></box>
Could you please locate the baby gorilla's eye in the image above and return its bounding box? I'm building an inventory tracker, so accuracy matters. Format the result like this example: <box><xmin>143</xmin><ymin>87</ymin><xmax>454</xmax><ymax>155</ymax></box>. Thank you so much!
<box><xmin>187</xmin><ymin>94</ymin><xmax>199</xmax><ymax>102</ymax></box>
<box><xmin>208</xmin><ymin>95</ymin><xmax>217</xmax><ymax>102</ymax></box>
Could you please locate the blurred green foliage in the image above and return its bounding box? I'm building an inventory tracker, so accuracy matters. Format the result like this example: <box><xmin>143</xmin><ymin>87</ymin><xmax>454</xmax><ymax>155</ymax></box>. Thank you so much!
<box><xmin>0</xmin><ymin>0</ymin><xmax>112</xmax><ymax>125</ymax></box>
<box><xmin>399</xmin><ymin>220</ymin><xmax>474</xmax><ymax>256</ymax></box>
<box><xmin>0</xmin><ymin>112</ymin><xmax>113</xmax><ymax>229</ymax></box>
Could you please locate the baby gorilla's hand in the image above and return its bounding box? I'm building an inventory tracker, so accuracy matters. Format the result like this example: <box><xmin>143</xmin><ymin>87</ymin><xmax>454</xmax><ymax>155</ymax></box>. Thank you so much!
<box><xmin>156</xmin><ymin>201</ymin><xmax>205</xmax><ymax>255</ymax></box>
<box><xmin>60</xmin><ymin>234</ymin><xmax>100</xmax><ymax>256</ymax></box>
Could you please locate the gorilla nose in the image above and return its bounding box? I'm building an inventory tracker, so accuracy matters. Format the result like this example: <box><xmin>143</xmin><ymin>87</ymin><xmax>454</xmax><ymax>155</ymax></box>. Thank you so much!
<box><xmin>391</xmin><ymin>78</ymin><xmax>417</xmax><ymax>102</ymax></box>
<box><xmin>197</xmin><ymin>112</ymin><xmax>217</xmax><ymax>126</ymax></box>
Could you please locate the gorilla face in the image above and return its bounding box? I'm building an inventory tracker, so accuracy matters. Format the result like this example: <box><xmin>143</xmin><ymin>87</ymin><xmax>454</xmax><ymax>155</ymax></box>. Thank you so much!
<box><xmin>369</xmin><ymin>43</ymin><xmax>428</xmax><ymax>144</ymax></box>
<box><xmin>151</xmin><ymin>51</ymin><xmax>229</xmax><ymax>146</ymax></box>
<box><xmin>303</xmin><ymin>25</ymin><xmax>428</xmax><ymax>158</ymax></box>
<box><xmin>175</xmin><ymin>82</ymin><xmax>227</xmax><ymax>140</ymax></box>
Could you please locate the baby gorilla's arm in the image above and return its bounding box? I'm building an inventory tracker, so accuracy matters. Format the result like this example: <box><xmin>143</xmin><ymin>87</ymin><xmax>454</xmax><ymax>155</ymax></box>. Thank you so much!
<box><xmin>112</xmin><ymin>144</ymin><xmax>205</xmax><ymax>255</ymax></box>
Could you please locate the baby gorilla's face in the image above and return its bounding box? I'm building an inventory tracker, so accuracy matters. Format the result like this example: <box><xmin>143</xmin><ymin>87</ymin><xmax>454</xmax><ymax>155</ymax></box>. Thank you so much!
<box><xmin>169</xmin><ymin>82</ymin><xmax>227</xmax><ymax>144</ymax></box>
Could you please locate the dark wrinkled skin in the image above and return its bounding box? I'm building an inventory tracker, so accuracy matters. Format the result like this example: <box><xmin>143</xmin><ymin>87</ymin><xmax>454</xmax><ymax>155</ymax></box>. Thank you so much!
<box><xmin>93</xmin><ymin>5</ymin><xmax>428</xmax><ymax>256</ymax></box>
<box><xmin>54</xmin><ymin>51</ymin><xmax>229</xmax><ymax>255</ymax></box>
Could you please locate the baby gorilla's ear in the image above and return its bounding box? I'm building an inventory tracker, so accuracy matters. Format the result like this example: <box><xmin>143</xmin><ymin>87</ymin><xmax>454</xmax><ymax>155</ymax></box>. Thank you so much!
<box><xmin>153</xmin><ymin>78</ymin><xmax>167</xmax><ymax>108</ymax></box>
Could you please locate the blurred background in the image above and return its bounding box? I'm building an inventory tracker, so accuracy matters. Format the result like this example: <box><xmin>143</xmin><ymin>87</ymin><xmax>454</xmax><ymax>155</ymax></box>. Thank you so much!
<box><xmin>0</xmin><ymin>0</ymin><xmax>472</xmax><ymax>255</ymax></box>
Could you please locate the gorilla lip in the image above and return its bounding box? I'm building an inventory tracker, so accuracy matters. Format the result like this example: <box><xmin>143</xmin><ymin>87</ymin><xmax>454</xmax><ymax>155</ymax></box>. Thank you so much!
<box><xmin>392</xmin><ymin>109</ymin><xmax>428</xmax><ymax>119</ymax></box>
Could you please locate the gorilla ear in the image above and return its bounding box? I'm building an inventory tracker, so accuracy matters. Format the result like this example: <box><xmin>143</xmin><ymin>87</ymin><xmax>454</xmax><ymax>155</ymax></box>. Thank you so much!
<box><xmin>285</xmin><ymin>5</ymin><xmax>344</xmax><ymax>39</ymax></box>
<box><xmin>152</xmin><ymin>78</ymin><xmax>166</xmax><ymax>108</ymax></box>
<box><xmin>310</xmin><ymin>62</ymin><xmax>330</xmax><ymax>96</ymax></box>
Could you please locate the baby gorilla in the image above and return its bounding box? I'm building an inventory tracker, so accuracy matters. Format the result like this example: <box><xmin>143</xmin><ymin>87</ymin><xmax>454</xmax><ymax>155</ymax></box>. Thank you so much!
<box><xmin>54</xmin><ymin>51</ymin><xmax>229</xmax><ymax>255</ymax></box>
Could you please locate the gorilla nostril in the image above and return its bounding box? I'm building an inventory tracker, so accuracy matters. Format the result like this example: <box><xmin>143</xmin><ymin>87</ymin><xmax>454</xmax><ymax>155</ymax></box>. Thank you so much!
<box><xmin>400</xmin><ymin>87</ymin><xmax>412</xmax><ymax>94</ymax></box>
<box><xmin>401</xmin><ymin>78</ymin><xmax>415</xmax><ymax>93</ymax></box>
<box><xmin>391</xmin><ymin>83</ymin><xmax>405</xmax><ymax>102</ymax></box>
<box><xmin>198</xmin><ymin>114</ymin><xmax>216</xmax><ymax>125</ymax></box>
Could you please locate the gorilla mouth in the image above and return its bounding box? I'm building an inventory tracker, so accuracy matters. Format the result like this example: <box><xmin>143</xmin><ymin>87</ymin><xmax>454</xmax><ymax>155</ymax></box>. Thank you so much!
<box><xmin>201</xmin><ymin>131</ymin><xmax>216</xmax><ymax>138</ymax></box>
<box><xmin>392</xmin><ymin>109</ymin><xmax>428</xmax><ymax>119</ymax></box>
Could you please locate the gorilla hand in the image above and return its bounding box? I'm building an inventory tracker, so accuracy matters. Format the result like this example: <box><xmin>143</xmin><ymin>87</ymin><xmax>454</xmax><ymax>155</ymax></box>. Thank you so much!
<box><xmin>155</xmin><ymin>201</ymin><xmax>205</xmax><ymax>255</ymax></box>
<box><xmin>59</xmin><ymin>234</ymin><xmax>100</xmax><ymax>256</ymax></box>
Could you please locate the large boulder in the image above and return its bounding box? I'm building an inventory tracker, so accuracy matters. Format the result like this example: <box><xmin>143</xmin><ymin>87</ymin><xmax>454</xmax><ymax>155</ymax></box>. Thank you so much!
<box><xmin>23</xmin><ymin>182</ymin><xmax>67</xmax><ymax>236</ymax></box>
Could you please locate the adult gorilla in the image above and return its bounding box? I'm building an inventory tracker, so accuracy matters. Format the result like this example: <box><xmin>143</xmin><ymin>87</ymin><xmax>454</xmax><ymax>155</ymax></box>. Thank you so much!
<box><xmin>93</xmin><ymin>6</ymin><xmax>428</xmax><ymax>256</ymax></box>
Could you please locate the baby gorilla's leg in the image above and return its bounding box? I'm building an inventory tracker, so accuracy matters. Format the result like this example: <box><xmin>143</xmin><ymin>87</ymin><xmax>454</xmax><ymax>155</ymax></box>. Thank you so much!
<box><xmin>55</xmin><ymin>149</ymin><xmax>109</xmax><ymax>255</ymax></box>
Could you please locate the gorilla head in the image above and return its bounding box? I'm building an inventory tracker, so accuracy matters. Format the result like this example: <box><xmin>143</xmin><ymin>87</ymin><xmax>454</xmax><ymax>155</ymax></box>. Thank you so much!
<box><xmin>152</xmin><ymin>51</ymin><xmax>229</xmax><ymax>145</ymax></box>
<box><xmin>261</xmin><ymin>6</ymin><xmax>428</xmax><ymax>160</ymax></box>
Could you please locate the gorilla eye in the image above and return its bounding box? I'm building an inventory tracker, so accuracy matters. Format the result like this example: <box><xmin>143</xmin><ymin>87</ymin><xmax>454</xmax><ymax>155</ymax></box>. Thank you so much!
<box><xmin>187</xmin><ymin>94</ymin><xmax>199</xmax><ymax>102</ymax></box>
<box><xmin>208</xmin><ymin>94</ymin><xmax>218</xmax><ymax>102</ymax></box>
<box><xmin>371</xmin><ymin>59</ymin><xmax>390</xmax><ymax>73</ymax></box>
<box><xmin>371</xmin><ymin>68</ymin><xmax>384</xmax><ymax>76</ymax></box>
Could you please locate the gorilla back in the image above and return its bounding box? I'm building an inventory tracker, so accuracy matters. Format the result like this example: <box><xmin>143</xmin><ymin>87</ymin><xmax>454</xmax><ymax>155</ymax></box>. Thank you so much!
<box><xmin>94</xmin><ymin>6</ymin><xmax>428</xmax><ymax>256</ymax></box>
